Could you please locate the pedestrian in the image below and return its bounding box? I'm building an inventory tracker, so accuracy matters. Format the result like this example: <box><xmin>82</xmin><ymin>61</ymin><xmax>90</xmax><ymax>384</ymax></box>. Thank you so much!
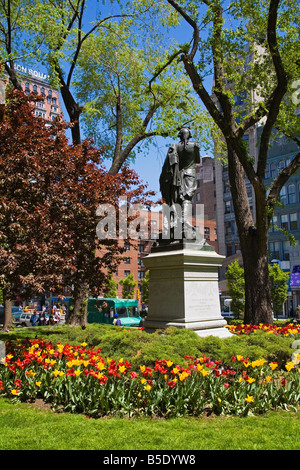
<box><xmin>113</xmin><ymin>313</ymin><xmax>122</xmax><ymax>326</ymax></box>
<box><xmin>39</xmin><ymin>310</ymin><xmax>46</xmax><ymax>326</ymax></box>
<box><xmin>30</xmin><ymin>311</ymin><xmax>38</xmax><ymax>326</ymax></box>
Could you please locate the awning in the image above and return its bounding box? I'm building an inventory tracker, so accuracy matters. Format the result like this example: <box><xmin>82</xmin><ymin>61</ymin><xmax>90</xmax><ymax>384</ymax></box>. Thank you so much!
<box><xmin>290</xmin><ymin>265</ymin><xmax>300</xmax><ymax>289</ymax></box>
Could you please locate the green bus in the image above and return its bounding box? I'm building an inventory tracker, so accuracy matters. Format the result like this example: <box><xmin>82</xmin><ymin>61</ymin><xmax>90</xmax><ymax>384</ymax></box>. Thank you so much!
<box><xmin>87</xmin><ymin>297</ymin><xmax>142</xmax><ymax>327</ymax></box>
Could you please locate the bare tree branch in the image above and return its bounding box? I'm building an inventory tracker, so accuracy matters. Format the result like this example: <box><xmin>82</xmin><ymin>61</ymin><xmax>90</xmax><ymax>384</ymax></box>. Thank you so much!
<box><xmin>256</xmin><ymin>0</ymin><xmax>288</xmax><ymax>179</ymax></box>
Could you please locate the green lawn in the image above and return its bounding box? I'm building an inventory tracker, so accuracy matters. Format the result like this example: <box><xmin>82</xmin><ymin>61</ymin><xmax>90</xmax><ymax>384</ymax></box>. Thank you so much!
<box><xmin>0</xmin><ymin>397</ymin><xmax>299</xmax><ymax>450</ymax></box>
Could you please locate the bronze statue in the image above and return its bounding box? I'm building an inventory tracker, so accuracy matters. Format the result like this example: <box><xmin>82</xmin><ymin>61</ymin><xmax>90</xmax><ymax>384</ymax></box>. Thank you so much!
<box><xmin>159</xmin><ymin>127</ymin><xmax>200</xmax><ymax>241</ymax></box>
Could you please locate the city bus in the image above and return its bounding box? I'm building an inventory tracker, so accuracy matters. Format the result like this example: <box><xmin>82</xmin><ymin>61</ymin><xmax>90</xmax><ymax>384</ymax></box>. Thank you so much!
<box><xmin>87</xmin><ymin>297</ymin><xmax>142</xmax><ymax>327</ymax></box>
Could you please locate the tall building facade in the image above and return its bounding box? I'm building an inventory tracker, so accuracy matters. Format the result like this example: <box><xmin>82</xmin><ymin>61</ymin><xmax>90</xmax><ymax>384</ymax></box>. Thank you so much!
<box><xmin>192</xmin><ymin>155</ymin><xmax>216</xmax><ymax>221</ymax></box>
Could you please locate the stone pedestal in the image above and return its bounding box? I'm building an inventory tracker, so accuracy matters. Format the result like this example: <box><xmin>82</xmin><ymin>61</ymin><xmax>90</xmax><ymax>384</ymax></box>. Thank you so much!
<box><xmin>143</xmin><ymin>242</ymin><xmax>231</xmax><ymax>338</ymax></box>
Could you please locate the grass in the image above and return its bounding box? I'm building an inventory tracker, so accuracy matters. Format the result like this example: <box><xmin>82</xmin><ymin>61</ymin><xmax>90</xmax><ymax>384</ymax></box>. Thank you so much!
<box><xmin>1</xmin><ymin>396</ymin><xmax>300</xmax><ymax>450</ymax></box>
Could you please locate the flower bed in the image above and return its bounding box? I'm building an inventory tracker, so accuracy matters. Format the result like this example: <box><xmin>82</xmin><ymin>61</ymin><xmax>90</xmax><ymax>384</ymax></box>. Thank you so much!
<box><xmin>226</xmin><ymin>322</ymin><xmax>300</xmax><ymax>336</ymax></box>
<box><xmin>1</xmin><ymin>337</ymin><xmax>300</xmax><ymax>418</ymax></box>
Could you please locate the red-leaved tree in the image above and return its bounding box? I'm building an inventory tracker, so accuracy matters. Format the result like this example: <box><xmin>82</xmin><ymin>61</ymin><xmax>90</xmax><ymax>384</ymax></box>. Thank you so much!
<box><xmin>0</xmin><ymin>90</ymin><xmax>153</xmax><ymax>329</ymax></box>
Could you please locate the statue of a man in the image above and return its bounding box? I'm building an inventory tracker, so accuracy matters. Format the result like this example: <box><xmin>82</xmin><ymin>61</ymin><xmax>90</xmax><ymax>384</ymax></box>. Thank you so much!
<box><xmin>159</xmin><ymin>127</ymin><xmax>200</xmax><ymax>240</ymax></box>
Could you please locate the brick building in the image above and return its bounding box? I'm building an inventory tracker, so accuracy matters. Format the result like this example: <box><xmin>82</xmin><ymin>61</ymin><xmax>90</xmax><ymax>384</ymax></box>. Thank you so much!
<box><xmin>2</xmin><ymin>63</ymin><xmax>63</xmax><ymax>121</ymax></box>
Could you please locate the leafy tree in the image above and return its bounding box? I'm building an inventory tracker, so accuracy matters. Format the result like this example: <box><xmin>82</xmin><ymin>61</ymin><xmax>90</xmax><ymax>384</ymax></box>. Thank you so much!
<box><xmin>74</xmin><ymin>17</ymin><xmax>203</xmax><ymax>174</ymax></box>
<box><xmin>101</xmin><ymin>273</ymin><xmax>118</xmax><ymax>298</ymax></box>
<box><xmin>165</xmin><ymin>0</ymin><xmax>300</xmax><ymax>324</ymax></box>
<box><xmin>0</xmin><ymin>90</ymin><xmax>151</xmax><ymax>328</ymax></box>
<box><xmin>141</xmin><ymin>270</ymin><xmax>150</xmax><ymax>304</ymax></box>
<box><xmin>269</xmin><ymin>263</ymin><xmax>289</xmax><ymax>319</ymax></box>
<box><xmin>1</xmin><ymin>0</ymin><xmax>211</xmax><ymax>169</ymax></box>
<box><xmin>0</xmin><ymin>90</ymin><xmax>74</xmax><ymax>329</ymax></box>
<box><xmin>0</xmin><ymin>0</ymin><xmax>44</xmax><ymax>90</ymax></box>
<box><xmin>225</xmin><ymin>259</ymin><xmax>289</xmax><ymax>320</ymax></box>
<box><xmin>225</xmin><ymin>260</ymin><xmax>245</xmax><ymax>318</ymax></box>
<box><xmin>119</xmin><ymin>273</ymin><xmax>137</xmax><ymax>299</ymax></box>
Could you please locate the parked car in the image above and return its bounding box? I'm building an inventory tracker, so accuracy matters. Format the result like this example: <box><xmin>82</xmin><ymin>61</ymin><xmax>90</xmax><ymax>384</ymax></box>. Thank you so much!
<box><xmin>0</xmin><ymin>305</ymin><xmax>24</xmax><ymax>325</ymax></box>
<box><xmin>15</xmin><ymin>312</ymin><xmax>35</xmax><ymax>327</ymax></box>
<box><xmin>12</xmin><ymin>306</ymin><xmax>24</xmax><ymax>322</ymax></box>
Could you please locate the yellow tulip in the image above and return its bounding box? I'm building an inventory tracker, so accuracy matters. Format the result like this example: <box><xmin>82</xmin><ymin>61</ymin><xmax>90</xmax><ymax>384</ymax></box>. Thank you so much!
<box><xmin>245</xmin><ymin>394</ymin><xmax>254</xmax><ymax>403</ymax></box>
<box><xmin>285</xmin><ymin>362</ymin><xmax>294</xmax><ymax>372</ymax></box>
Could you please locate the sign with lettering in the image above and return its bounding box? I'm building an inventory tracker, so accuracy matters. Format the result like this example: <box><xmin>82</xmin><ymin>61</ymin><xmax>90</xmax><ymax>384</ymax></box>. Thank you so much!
<box><xmin>15</xmin><ymin>64</ymin><xmax>50</xmax><ymax>81</ymax></box>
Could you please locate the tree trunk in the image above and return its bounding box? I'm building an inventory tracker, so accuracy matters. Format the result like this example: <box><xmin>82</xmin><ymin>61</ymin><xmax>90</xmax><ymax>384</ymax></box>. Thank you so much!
<box><xmin>2</xmin><ymin>289</ymin><xmax>13</xmax><ymax>331</ymax></box>
<box><xmin>60</xmin><ymin>83</ymin><xmax>82</xmax><ymax>145</ymax></box>
<box><xmin>227</xmin><ymin>147</ymin><xmax>273</xmax><ymax>324</ymax></box>
<box><xmin>241</xmin><ymin>229</ymin><xmax>273</xmax><ymax>324</ymax></box>
<box><xmin>67</xmin><ymin>284</ymin><xmax>89</xmax><ymax>326</ymax></box>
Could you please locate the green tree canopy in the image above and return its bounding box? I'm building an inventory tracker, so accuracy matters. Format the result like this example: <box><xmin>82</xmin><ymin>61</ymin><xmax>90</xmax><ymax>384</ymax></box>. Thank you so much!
<box><xmin>119</xmin><ymin>273</ymin><xmax>137</xmax><ymax>299</ymax></box>
<box><xmin>225</xmin><ymin>260</ymin><xmax>245</xmax><ymax>318</ymax></box>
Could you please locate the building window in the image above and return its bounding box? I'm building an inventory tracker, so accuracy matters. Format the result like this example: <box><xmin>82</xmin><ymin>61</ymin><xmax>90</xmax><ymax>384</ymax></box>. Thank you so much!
<box><xmin>269</xmin><ymin>241</ymin><xmax>280</xmax><ymax>259</ymax></box>
<box><xmin>204</xmin><ymin>227</ymin><xmax>210</xmax><ymax>239</ymax></box>
<box><xmin>281</xmin><ymin>214</ymin><xmax>289</xmax><ymax>230</ymax></box>
<box><xmin>224</xmin><ymin>200</ymin><xmax>231</xmax><ymax>214</ymax></box>
<box><xmin>124</xmin><ymin>242</ymin><xmax>130</xmax><ymax>251</ymax></box>
<box><xmin>124</xmin><ymin>270</ymin><xmax>131</xmax><ymax>277</ymax></box>
<box><xmin>278</xmin><ymin>159</ymin><xmax>285</xmax><ymax>172</ymax></box>
<box><xmin>282</xmin><ymin>240</ymin><xmax>290</xmax><ymax>261</ymax></box>
<box><xmin>225</xmin><ymin>222</ymin><xmax>232</xmax><ymax>236</ymax></box>
<box><xmin>226</xmin><ymin>243</ymin><xmax>233</xmax><ymax>257</ymax></box>
<box><xmin>196</xmin><ymin>192</ymin><xmax>201</xmax><ymax>202</ymax></box>
<box><xmin>124</xmin><ymin>258</ymin><xmax>130</xmax><ymax>264</ymax></box>
<box><xmin>270</xmin><ymin>162</ymin><xmax>277</xmax><ymax>178</ymax></box>
<box><xmin>138</xmin><ymin>271</ymin><xmax>145</xmax><ymax>280</ymax></box>
<box><xmin>290</xmin><ymin>213</ymin><xmax>298</xmax><ymax>230</ymax></box>
<box><xmin>280</xmin><ymin>186</ymin><xmax>287</xmax><ymax>205</ymax></box>
<box><xmin>270</xmin><ymin>215</ymin><xmax>278</xmax><ymax>232</ymax></box>
<box><xmin>288</xmin><ymin>184</ymin><xmax>296</xmax><ymax>203</ymax></box>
